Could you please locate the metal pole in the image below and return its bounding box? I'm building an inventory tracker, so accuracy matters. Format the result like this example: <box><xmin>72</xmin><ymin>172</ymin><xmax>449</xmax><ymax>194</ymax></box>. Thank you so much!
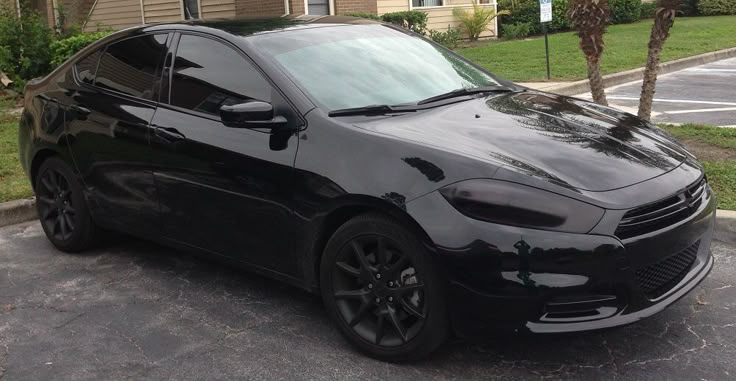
<box><xmin>543</xmin><ymin>23</ymin><xmax>551</xmax><ymax>80</ymax></box>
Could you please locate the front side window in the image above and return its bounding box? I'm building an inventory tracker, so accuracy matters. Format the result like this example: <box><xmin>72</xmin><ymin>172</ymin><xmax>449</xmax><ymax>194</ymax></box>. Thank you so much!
<box><xmin>95</xmin><ymin>34</ymin><xmax>168</xmax><ymax>99</ymax></box>
<box><xmin>169</xmin><ymin>35</ymin><xmax>271</xmax><ymax>117</ymax></box>
<box><xmin>250</xmin><ymin>25</ymin><xmax>499</xmax><ymax>111</ymax></box>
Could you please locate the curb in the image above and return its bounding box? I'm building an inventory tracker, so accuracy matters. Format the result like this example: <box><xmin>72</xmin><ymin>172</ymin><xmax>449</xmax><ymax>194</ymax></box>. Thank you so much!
<box><xmin>715</xmin><ymin>209</ymin><xmax>736</xmax><ymax>245</ymax></box>
<box><xmin>0</xmin><ymin>198</ymin><xmax>37</xmax><ymax>228</ymax></box>
<box><xmin>534</xmin><ymin>47</ymin><xmax>736</xmax><ymax>96</ymax></box>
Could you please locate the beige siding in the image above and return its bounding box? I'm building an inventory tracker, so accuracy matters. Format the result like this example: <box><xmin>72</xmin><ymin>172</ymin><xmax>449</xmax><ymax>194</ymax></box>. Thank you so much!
<box><xmin>143</xmin><ymin>0</ymin><xmax>182</xmax><ymax>23</ymax></box>
<box><xmin>423</xmin><ymin>3</ymin><xmax>497</xmax><ymax>38</ymax></box>
<box><xmin>86</xmin><ymin>0</ymin><xmax>142</xmax><ymax>31</ymax></box>
<box><xmin>377</xmin><ymin>0</ymin><xmax>408</xmax><ymax>15</ymax></box>
<box><xmin>201</xmin><ymin>0</ymin><xmax>235</xmax><ymax>18</ymax></box>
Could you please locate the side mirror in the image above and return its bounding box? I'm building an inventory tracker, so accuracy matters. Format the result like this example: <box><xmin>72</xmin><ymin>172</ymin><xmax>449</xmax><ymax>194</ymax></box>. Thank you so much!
<box><xmin>220</xmin><ymin>101</ymin><xmax>287</xmax><ymax>129</ymax></box>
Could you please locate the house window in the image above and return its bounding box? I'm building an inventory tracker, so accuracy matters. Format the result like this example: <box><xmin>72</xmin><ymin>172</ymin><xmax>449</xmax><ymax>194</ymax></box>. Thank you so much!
<box><xmin>183</xmin><ymin>0</ymin><xmax>199</xmax><ymax>19</ymax></box>
<box><xmin>412</xmin><ymin>0</ymin><xmax>443</xmax><ymax>7</ymax></box>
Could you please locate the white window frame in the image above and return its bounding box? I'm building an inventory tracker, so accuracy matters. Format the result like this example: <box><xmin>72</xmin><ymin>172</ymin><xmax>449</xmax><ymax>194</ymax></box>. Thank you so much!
<box><xmin>303</xmin><ymin>0</ymin><xmax>335</xmax><ymax>15</ymax></box>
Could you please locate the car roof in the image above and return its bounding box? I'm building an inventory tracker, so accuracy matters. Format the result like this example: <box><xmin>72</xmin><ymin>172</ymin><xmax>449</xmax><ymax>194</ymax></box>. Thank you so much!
<box><xmin>138</xmin><ymin>15</ymin><xmax>382</xmax><ymax>38</ymax></box>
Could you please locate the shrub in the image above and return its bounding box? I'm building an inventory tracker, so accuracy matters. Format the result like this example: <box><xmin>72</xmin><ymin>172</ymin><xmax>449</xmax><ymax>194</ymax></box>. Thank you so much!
<box><xmin>609</xmin><ymin>0</ymin><xmax>642</xmax><ymax>23</ymax></box>
<box><xmin>0</xmin><ymin>1</ymin><xmax>53</xmax><ymax>90</ymax></box>
<box><xmin>698</xmin><ymin>0</ymin><xmax>736</xmax><ymax>14</ymax></box>
<box><xmin>681</xmin><ymin>0</ymin><xmax>700</xmax><ymax>15</ymax></box>
<box><xmin>497</xmin><ymin>0</ymin><xmax>569</xmax><ymax>36</ymax></box>
<box><xmin>639</xmin><ymin>1</ymin><xmax>657</xmax><ymax>18</ymax></box>
<box><xmin>453</xmin><ymin>0</ymin><xmax>510</xmax><ymax>41</ymax></box>
<box><xmin>50</xmin><ymin>31</ymin><xmax>111</xmax><ymax>67</ymax></box>
<box><xmin>429</xmin><ymin>26</ymin><xmax>462</xmax><ymax>48</ymax></box>
<box><xmin>502</xmin><ymin>22</ymin><xmax>531</xmax><ymax>39</ymax></box>
<box><xmin>345</xmin><ymin>12</ymin><xmax>381</xmax><ymax>20</ymax></box>
<box><xmin>380</xmin><ymin>10</ymin><xmax>428</xmax><ymax>35</ymax></box>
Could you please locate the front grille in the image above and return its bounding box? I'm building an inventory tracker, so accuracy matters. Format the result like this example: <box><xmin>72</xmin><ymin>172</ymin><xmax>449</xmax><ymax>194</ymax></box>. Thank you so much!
<box><xmin>635</xmin><ymin>240</ymin><xmax>700</xmax><ymax>299</ymax></box>
<box><xmin>616</xmin><ymin>178</ymin><xmax>707</xmax><ymax>239</ymax></box>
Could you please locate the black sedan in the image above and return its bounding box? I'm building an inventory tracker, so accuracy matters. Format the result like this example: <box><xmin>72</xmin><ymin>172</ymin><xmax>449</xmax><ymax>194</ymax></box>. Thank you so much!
<box><xmin>18</xmin><ymin>16</ymin><xmax>715</xmax><ymax>361</ymax></box>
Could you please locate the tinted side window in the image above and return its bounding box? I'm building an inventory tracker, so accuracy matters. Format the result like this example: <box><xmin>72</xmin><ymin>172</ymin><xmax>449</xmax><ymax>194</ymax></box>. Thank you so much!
<box><xmin>75</xmin><ymin>50</ymin><xmax>102</xmax><ymax>84</ymax></box>
<box><xmin>170</xmin><ymin>35</ymin><xmax>271</xmax><ymax>117</ymax></box>
<box><xmin>95</xmin><ymin>34</ymin><xmax>167</xmax><ymax>99</ymax></box>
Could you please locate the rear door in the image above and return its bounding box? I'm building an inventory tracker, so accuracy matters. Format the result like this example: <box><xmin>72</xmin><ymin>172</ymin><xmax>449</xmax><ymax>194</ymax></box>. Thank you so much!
<box><xmin>64</xmin><ymin>33</ymin><xmax>169</xmax><ymax>236</ymax></box>
<box><xmin>149</xmin><ymin>33</ymin><xmax>302</xmax><ymax>277</ymax></box>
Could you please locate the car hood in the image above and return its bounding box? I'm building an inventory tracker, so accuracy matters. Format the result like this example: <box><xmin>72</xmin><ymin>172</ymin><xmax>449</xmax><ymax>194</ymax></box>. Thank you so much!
<box><xmin>355</xmin><ymin>91</ymin><xmax>690</xmax><ymax>192</ymax></box>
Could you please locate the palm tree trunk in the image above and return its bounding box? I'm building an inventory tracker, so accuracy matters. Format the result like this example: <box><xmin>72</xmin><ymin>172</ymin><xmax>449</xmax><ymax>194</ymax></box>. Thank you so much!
<box><xmin>638</xmin><ymin>6</ymin><xmax>677</xmax><ymax>121</ymax></box>
<box><xmin>587</xmin><ymin>58</ymin><xmax>608</xmax><ymax>106</ymax></box>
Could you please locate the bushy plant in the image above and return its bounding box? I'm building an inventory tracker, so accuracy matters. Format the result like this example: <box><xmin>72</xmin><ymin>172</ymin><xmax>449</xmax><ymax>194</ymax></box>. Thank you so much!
<box><xmin>344</xmin><ymin>12</ymin><xmax>381</xmax><ymax>20</ymax></box>
<box><xmin>428</xmin><ymin>26</ymin><xmax>462</xmax><ymax>48</ymax></box>
<box><xmin>380</xmin><ymin>10</ymin><xmax>428</xmax><ymax>35</ymax></box>
<box><xmin>50</xmin><ymin>31</ymin><xmax>111</xmax><ymax>67</ymax></box>
<box><xmin>698</xmin><ymin>0</ymin><xmax>736</xmax><ymax>14</ymax></box>
<box><xmin>609</xmin><ymin>0</ymin><xmax>642</xmax><ymax>23</ymax></box>
<box><xmin>639</xmin><ymin>1</ymin><xmax>657</xmax><ymax>18</ymax></box>
<box><xmin>453</xmin><ymin>0</ymin><xmax>510</xmax><ymax>41</ymax></box>
<box><xmin>502</xmin><ymin>22</ymin><xmax>531</xmax><ymax>39</ymax></box>
<box><xmin>497</xmin><ymin>0</ymin><xmax>569</xmax><ymax>36</ymax></box>
<box><xmin>681</xmin><ymin>0</ymin><xmax>700</xmax><ymax>15</ymax></box>
<box><xmin>0</xmin><ymin>1</ymin><xmax>53</xmax><ymax>91</ymax></box>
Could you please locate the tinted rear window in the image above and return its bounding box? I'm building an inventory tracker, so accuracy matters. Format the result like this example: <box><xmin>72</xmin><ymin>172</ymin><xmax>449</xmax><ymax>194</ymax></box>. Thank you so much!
<box><xmin>75</xmin><ymin>50</ymin><xmax>102</xmax><ymax>85</ymax></box>
<box><xmin>95</xmin><ymin>34</ymin><xmax>168</xmax><ymax>99</ymax></box>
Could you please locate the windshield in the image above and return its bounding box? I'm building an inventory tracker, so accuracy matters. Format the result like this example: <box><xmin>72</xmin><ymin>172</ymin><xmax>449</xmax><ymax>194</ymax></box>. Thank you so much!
<box><xmin>249</xmin><ymin>25</ymin><xmax>500</xmax><ymax>111</ymax></box>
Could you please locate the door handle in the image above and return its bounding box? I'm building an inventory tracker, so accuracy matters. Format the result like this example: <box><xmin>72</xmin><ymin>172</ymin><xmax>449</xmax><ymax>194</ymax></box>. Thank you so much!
<box><xmin>153</xmin><ymin>125</ymin><xmax>187</xmax><ymax>143</ymax></box>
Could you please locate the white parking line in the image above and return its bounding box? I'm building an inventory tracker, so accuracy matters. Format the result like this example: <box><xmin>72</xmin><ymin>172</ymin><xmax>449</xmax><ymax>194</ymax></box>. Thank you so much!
<box><xmin>666</xmin><ymin>107</ymin><xmax>736</xmax><ymax>114</ymax></box>
<box><xmin>606</xmin><ymin>96</ymin><xmax>736</xmax><ymax>106</ymax></box>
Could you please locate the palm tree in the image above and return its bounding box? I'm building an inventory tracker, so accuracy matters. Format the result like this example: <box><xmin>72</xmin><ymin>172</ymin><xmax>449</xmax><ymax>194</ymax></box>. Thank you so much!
<box><xmin>568</xmin><ymin>0</ymin><xmax>610</xmax><ymax>106</ymax></box>
<box><xmin>637</xmin><ymin>0</ymin><xmax>680</xmax><ymax>120</ymax></box>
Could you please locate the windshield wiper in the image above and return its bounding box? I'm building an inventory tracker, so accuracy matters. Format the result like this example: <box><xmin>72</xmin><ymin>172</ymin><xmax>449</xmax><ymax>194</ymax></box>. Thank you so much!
<box><xmin>417</xmin><ymin>85</ymin><xmax>515</xmax><ymax>105</ymax></box>
<box><xmin>328</xmin><ymin>104</ymin><xmax>417</xmax><ymax>117</ymax></box>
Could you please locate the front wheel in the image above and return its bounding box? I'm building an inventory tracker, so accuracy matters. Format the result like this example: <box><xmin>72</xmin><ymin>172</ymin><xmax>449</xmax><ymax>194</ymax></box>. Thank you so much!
<box><xmin>320</xmin><ymin>213</ymin><xmax>448</xmax><ymax>361</ymax></box>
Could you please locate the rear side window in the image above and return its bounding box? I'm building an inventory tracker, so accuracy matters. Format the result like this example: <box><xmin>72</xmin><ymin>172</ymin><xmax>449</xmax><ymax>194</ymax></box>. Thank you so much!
<box><xmin>169</xmin><ymin>34</ymin><xmax>271</xmax><ymax>117</ymax></box>
<box><xmin>75</xmin><ymin>50</ymin><xmax>102</xmax><ymax>85</ymax></box>
<box><xmin>95</xmin><ymin>34</ymin><xmax>168</xmax><ymax>99</ymax></box>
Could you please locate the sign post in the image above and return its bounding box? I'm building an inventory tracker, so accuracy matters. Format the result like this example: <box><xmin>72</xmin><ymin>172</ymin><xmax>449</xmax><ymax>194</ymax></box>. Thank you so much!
<box><xmin>539</xmin><ymin>0</ymin><xmax>552</xmax><ymax>80</ymax></box>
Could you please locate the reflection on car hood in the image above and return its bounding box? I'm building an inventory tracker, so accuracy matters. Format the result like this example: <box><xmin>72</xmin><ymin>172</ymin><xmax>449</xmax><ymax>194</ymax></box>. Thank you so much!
<box><xmin>356</xmin><ymin>91</ymin><xmax>690</xmax><ymax>192</ymax></box>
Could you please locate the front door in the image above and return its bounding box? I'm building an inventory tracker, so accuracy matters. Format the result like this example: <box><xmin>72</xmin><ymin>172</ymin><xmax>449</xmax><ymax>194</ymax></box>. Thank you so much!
<box><xmin>307</xmin><ymin>0</ymin><xmax>330</xmax><ymax>15</ymax></box>
<box><xmin>150</xmin><ymin>33</ymin><xmax>302</xmax><ymax>277</ymax></box>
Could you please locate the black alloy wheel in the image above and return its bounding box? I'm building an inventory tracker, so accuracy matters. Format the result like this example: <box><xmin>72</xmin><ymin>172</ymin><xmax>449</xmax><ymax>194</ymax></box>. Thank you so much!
<box><xmin>35</xmin><ymin>157</ymin><xmax>98</xmax><ymax>252</ymax></box>
<box><xmin>321</xmin><ymin>214</ymin><xmax>447</xmax><ymax>361</ymax></box>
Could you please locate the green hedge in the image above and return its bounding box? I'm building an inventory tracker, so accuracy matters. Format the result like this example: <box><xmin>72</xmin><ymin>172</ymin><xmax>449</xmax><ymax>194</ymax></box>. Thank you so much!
<box><xmin>609</xmin><ymin>0</ymin><xmax>642</xmax><ymax>23</ymax></box>
<box><xmin>0</xmin><ymin>2</ymin><xmax>53</xmax><ymax>90</ymax></box>
<box><xmin>50</xmin><ymin>31</ymin><xmax>111</xmax><ymax>67</ymax></box>
<box><xmin>497</xmin><ymin>0</ymin><xmax>569</xmax><ymax>36</ymax></box>
<box><xmin>639</xmin><ymin>1</ymin><xmax>657</xmax><ymax>18</ymax></box>
<box><xmin>698</xmin><ymin>0</ymin><xmax>736</xmax><ymax>14</ymax></box>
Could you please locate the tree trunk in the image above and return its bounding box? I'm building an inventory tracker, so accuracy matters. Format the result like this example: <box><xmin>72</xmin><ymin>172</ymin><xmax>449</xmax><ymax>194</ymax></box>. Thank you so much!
<box><xmin>587</xmin><ymin>58</ymin><xmax>608</xmax><ymax>106</ymax></box>
<box><xmin>638</xmin><ymin>9</ymin><xmax>676</xmax><ymax>121</ymax></box>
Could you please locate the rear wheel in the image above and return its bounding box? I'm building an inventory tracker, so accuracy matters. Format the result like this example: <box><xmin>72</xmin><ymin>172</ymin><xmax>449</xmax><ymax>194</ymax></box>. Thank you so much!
<box><xmin>35</xmin><ymin>157</ymin><xmax>98</xmax><ymax>252</ymax></box>
<box><xmin>320</xmin><ymin>213</ymin><xmax>447</xmax><ymax>361</ymax></box>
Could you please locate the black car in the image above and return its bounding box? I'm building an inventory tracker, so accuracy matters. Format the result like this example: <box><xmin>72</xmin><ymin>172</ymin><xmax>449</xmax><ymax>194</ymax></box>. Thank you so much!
<box><xmin>19</xmin><ymin>16</ymin><xmax>715</xmax><ymax>361</ymax></box>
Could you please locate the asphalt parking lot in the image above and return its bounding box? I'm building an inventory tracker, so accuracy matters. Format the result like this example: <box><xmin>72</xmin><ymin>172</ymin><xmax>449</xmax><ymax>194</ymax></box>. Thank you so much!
<box><xmin>578</xmin><ymin>57</ymin><xmax>736</xmax><ymax>126</ymax></box>
<box><xmin>1</xmin><ymin>221</ymin><xmax>735</xmax><ymax>380</ymax></box>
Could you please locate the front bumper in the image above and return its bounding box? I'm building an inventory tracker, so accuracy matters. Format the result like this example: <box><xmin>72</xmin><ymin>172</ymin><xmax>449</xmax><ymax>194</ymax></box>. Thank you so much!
<box><xmin>405</xmin><ymin>185</ymin><xmax>716</xmax><ymax>337</ymax></box>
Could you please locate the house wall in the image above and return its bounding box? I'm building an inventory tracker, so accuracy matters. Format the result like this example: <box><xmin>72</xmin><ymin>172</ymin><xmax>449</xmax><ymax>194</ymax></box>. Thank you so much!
<box><xmin>234</xmin><ymin>0</ymin><xmax>284</xmax><ymax>17</ymax></box>
<box><xmin>142</xmin><ymin>0</ymin><xmax>182</xmax><ymax>23</ymax></box>
<box><xmin>85</xmin><ymin>0</ymin><xmax>142</xmax><ymax>31</ymax></box>
<box><xmin>422</xmin><ymin>3</ymin><xmax>497</xmax><ymax>38</ymax></box>
<box><xmin>335</xmin><ymin>0</ymin><xmax>376</xmax><ymax>14</ymax></box>
<box><xmin>288</xmin><ymin>0</ymin><xmax>304</xmax><ymax>15</ymax></box>
<box><xmin>376</xmin><ymin>0</ymin><xmax>407</xmax><ymax>14</ymax></box>
<box><xmin>202</xmin><ymin>0</ymin><xmax>235</xmax><ymax>18</ymax></box>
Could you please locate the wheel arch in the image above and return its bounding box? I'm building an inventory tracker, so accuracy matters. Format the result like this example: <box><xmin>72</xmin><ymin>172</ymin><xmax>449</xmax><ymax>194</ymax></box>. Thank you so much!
<box><xmin>30</xmin><ymin>148</ymin><xmax>63</xmax><ymax>190</ymax></box>
<box><xmin>305</xmin><ymin>195</ymin><xmax>435</xmax><ymax>293</ymax></box>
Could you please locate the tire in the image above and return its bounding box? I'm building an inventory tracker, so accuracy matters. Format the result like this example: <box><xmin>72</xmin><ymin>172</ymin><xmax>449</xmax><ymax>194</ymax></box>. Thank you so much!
<box><xmin>320</xmin><ymin>213</ymin><xmax>448</xmax><ymax>361</ymax></box>
<box><xmin>34</xmin><ymin>156</ymin><xmax>98</xmax><ymax>252</ymax></box>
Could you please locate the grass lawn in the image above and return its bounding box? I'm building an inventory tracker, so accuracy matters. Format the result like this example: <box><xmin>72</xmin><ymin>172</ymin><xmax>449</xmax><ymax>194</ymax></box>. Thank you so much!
<box><xmin>457</xmin><ymin>16</ymin><xmax>736</xmax><ymax>82</ymax></box>
<box><xmin>0</xmin><ymin>96</ymin><xmax>32</xmax><ymax>202</ymax></box>
<box><xmin>662</xmin><ymin>124</ymin><xmax>736</xmax><ymax>210</ymax></box>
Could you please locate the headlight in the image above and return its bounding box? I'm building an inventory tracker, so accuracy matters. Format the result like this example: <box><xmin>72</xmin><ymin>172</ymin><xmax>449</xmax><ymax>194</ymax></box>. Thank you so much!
<box><xmin>439</xmin><ymin>179</ymin><xmax>604</xmax><ymax>233</ymax></box>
